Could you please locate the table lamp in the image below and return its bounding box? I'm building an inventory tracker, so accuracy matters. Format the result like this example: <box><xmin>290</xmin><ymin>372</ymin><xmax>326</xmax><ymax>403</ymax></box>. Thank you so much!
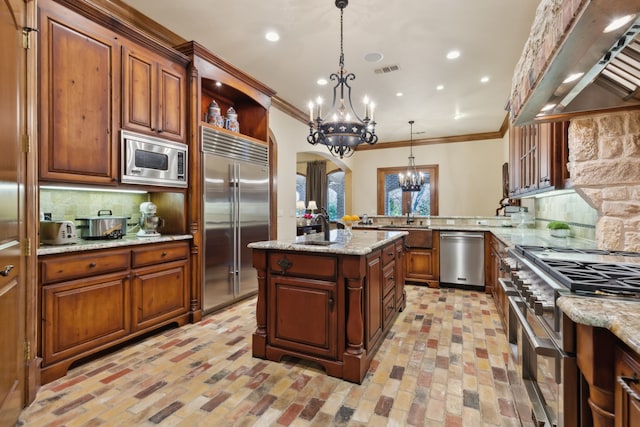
<box><xmin>307</xmin><ymin>200</ymin><xmax>318</xmax><ymax>214</ymax></box>
<box><xmin>296</xmin><ymin>200</ymin><xmax>305</xmax><ymax>216</ymax></box>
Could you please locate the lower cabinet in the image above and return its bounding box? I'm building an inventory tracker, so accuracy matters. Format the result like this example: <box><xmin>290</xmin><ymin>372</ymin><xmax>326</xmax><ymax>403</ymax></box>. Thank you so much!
<box><xmin>405</xmin><ymin>248</ymin><xmax>439</xmax><ymax>286</ymax></box>
<box><xmin>39</xmin><ymin>241</ymin><xmax>190</xmax><ymax>383</ymax></box>
<box><xmin>615</xmin><ymin>344</ymin><xmax>640</xmax><ymax>427</ymax></box>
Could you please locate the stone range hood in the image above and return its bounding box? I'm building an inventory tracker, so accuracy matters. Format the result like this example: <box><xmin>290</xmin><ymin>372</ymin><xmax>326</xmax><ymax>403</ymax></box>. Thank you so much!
<box><xmin>509</xmin><ymin>0</ymin><xmax>640</xmax><ymax>126</ymax></box>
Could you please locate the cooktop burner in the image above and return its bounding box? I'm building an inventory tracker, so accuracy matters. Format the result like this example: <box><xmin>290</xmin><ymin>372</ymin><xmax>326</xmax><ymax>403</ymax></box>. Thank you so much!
<box><xmin>513</xmin><ymin>245</ymin><xmax>640</xmax><ymax>297</ymax></box>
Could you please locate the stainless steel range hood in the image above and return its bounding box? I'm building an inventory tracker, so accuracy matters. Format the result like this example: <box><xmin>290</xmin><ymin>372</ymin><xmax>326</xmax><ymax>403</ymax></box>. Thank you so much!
<box><xmin>513</xmin><ymin>0</ymin><xmax>640</xmax><ymax>125</ymax></box>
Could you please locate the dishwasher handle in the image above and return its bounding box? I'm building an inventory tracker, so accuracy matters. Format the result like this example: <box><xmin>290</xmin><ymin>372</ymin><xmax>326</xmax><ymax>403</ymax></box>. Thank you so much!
<box><xmin>440</xmin><ymin>233</ymin><xmax>484</xmax><ymax>239</ymax></box>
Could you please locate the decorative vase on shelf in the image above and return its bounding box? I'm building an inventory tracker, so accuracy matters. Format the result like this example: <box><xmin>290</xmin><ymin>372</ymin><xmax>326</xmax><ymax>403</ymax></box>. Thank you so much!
<box><xmin>225</xmin><ymin>107</ymin><xmax>240</xmax><ymax>133</ymax></box>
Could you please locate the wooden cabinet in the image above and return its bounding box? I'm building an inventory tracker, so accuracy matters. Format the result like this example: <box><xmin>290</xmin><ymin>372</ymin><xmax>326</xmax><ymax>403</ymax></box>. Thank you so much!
<box><xmin>38</xmin><ymin>0</ymin><xmax>189</xmax><ymax>185</ymax></box>
<box><xmin>615</xmin><ymin>345</ymin><xmax>640</xmax><ymax>427</ymax></box>
<box><xmin>39</xmin><ymin>1</ymin><xmax>119</xmax><ymax>185</ymax></box>
<box><xmin>252</xmin><ymin>236</ymin><xmax>404</xmax><ymax>383</ymax></box>
<box><xmin>509</xmin><ymin>120</ymin><xmax>570</xmax><ymax>197</ymax></box>
<box><xmin>39</xmin><ymin>241</ymin><xmax>190</xmax><ymax>383</ymax></box>
<box><xmin>405</xmin><ymin>230</ymin><xmax>439</xmax><ymax>287</ymax></box>
<box><xmin>122</xmin><ymin>43</ymin><xmax>187</xmax><ymax>142</ymax></box>
<box><xmin>394</xmin><ymin>239</ymin><xmax>406</xmax><ymax>310</ymax></box>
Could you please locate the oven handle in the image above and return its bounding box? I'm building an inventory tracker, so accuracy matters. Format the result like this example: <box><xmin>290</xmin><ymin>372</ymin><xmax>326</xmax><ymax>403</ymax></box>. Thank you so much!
<box><xmin>507</xmin><ymin>296</ymin><xmax>558</xmax><ymax>358</ymax></box>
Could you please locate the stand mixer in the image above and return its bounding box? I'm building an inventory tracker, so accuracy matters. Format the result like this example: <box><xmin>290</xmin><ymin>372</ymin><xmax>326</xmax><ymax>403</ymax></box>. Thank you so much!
<box><xmin>137</xmin><ymin>202</ymin><xmax>164</xmax><ymax>237</ymax></box>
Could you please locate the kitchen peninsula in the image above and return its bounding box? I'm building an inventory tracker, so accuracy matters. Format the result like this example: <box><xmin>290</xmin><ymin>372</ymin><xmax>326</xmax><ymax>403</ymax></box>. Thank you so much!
<box><xmin>248</xmin><ymin>229</ymin><xmax>406</xmax><ymax>383</ymax></box>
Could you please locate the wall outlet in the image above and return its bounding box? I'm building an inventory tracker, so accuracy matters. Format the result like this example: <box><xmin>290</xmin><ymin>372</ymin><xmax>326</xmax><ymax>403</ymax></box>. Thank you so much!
<box><xmin>446</xmin><ymin>219</ymin><xmax>455</xmax><ymax>225</ymax></box>
<box><xmin>476</xmin><ymin>220</ymin><xmax>488</xmax><ymax>225</ymax></box>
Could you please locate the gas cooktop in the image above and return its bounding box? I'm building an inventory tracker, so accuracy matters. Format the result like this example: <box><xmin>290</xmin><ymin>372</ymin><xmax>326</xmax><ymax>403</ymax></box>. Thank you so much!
<box><xmin>513</xmin><ymin>245</ymin><xmax>640</xmax><ymax>298</ymax></box>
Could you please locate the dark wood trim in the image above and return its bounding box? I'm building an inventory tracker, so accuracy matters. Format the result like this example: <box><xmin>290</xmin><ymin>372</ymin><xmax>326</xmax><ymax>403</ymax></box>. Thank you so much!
<box><xmin>376</xmin><ymin>165</ymin><xmax>439</xmax><ymax>216</ymax></box>
<box><xmin>269</xmin><ymin>131</ymin><xmax>278</xmax><ymax>240</ymax></box>
<box><xmin>51</xmin><ymin>0</ymin><xmax>189</xmax><ymax>65</ymax></box>
<box><xmin>357</xmin><ymin>130</ymin><xmax>504</xmax><ymax>151</ymax></box>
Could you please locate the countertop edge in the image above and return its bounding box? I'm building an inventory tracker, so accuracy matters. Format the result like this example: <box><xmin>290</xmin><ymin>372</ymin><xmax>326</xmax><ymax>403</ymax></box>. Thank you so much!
<box><xmin>37</xmin><ymin>234</ymin><xmax>193</xmax><ymax>256</ymax></box>
<box><xmin>557</xmin><ymin>295</ymin><xmax>640</xmax><ymax>354</ymax></box>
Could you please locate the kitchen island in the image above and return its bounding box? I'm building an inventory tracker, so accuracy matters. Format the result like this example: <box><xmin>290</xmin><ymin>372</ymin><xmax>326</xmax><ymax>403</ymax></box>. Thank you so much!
<box><xmin>248</xmin><ymin>229</ymin><xmax>407</xmax><ymax>383</ymax></box>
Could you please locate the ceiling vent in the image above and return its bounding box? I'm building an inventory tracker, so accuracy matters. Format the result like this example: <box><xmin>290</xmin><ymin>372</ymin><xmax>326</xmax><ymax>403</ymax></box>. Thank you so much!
<box><xmin>374</xmin><ymin>64</ymin><xmax>400</xmax><ymax>74</ymax></box>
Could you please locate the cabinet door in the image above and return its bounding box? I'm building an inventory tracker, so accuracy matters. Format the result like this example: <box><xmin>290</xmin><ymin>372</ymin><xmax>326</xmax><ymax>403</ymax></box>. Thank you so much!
<box><xmin>615</xmin><ymin>346</ymin><xmax>640</xmax><ymax>427</ymax></box>
<box><xmin>42</xmin><ymin>272</ymin><xmax>130</xmax><ymax>365</ymax></box>
<box><xmin>39</xmin><ymin>3</ymin><xmax>118</xmax><ymax>184</ymax></box>
<box><xmin>405</xmin><ymin>249</ymin><xmax>437</xmax><ymax>282</ymax></box>
<box><xmin>365</xmin><ymin>251</ymin><xmax>382</xmax><ymax>349</ymax></box>
<box><xmin>394</xmin><ymin>240</ymin><xmax>405</xmax><ymax>309</ymax></box>
<box><xmin>131</xmin><ymin>259</ymin><xmax>189</xmax><ymax>332</ymax></box>
<box><xmin>267</xmin><ymin>275</ymin><xmax>338</xmax><ymax>360</ymax></box>
<box><xmin>122</xmin><ymin>44</ymin><xmax>186</xmax><ymax>142</ymax></box>
<box><xmin>538</xmin><ymin>123</ymin><xmax>552</xmax><ymax>189</ymax></box>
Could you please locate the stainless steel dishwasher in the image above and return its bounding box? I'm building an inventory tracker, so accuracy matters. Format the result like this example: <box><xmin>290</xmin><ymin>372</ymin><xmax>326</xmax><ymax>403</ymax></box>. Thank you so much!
<box><xmin>439</xmin><ymin>231</ymin><xmax>485</xmax><ymax>289</ymax></box>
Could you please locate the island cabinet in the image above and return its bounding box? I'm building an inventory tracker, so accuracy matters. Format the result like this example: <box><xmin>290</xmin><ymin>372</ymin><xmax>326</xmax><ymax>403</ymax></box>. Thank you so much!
<box><xmin>615</xmin><ymin>344</ymin><xmax>640</xmax><ymax>427</ymax></box>
<box><xmin>251</xmin><ymin>234</ymin><xmax>405</xmax><ymax>384</ymax></box>
<box><xmin>39</xmin><ymin>241</ymin><xmax>190</xmax><ymax>384</ymax></box>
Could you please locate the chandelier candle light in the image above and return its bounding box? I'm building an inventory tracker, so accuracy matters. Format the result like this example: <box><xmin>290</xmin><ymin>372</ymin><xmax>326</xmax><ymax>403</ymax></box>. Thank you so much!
<box><xmin>399</xmin><ymin>120</ymin><xmax>424</xmax><ymax>192</ymax></box>
<box><xmin>307</xmin><ymin>0</ymin><xmax>378</xmax><ymax>159</ymax></box>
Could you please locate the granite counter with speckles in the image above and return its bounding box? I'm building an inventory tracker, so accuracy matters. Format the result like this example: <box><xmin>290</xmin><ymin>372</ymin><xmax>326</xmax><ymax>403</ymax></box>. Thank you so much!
<box><xmin>557</xmin><ymin>296</ymin><xmax>640</xmax><ymax>354</ymax></box>
<box><xmin>38</xmin><ymin>234</ymin><xmax>193</xmax><ymax>256</ymax></box>
<box><xmin>248</xmin><ymin>229</ymin><xmax>407</xmax><ymax>255</ymax></box>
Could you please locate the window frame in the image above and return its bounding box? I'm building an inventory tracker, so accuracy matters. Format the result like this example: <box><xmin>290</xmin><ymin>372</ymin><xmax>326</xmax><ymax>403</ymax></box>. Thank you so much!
<box><xmin>376</xmin><ymin>165</ymin><xmax>439</xmax><ymax>216</ymax></box>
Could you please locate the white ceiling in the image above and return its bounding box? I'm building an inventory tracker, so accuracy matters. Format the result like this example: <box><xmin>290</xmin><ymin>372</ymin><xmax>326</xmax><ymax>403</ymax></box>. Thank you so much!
<box><xmin>123</xmin><ymin>0</ymin><xmax>540</xmax><ymax>144</ymax></box>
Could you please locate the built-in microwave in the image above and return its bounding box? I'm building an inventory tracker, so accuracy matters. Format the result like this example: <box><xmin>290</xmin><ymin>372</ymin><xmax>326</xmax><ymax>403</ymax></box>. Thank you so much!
<box><xmin>121</xmin><ymin>130</ymin><xmax>188</xmax><ymax>188</ymax></box>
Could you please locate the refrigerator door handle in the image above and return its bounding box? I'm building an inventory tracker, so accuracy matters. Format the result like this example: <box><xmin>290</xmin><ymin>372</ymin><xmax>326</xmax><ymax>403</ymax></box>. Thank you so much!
<box><xmin>234</xmin><ymin>163</ymin><xmax>241</xmax><ymax>295</ymax></box>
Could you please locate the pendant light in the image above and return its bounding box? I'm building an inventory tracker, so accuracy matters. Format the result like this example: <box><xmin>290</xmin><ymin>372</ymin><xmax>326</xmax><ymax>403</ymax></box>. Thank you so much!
<box><xmin>398</xmin><ymin>120</ymin><xmax>424</xmax><ymax>192</ymax></box>
<box><xmin>306</xmin><ymin>0</ymin><xmax>378</xmax><ymax>159</ymax></box>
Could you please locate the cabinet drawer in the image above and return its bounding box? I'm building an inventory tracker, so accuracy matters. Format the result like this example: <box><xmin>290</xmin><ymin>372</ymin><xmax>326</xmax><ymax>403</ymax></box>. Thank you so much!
<box><xmin>269</xmin><ymin>252</ymin><xmax>336</xmax><ymax>281</ymax></box>
<box><xmin>383</xmin><ymin>262</ymin><xmax>395</xmax><ymax>297</ymax></box>
<box><xmin>381</xmin><ymin>243</ymin><xmax>395</xmax><ymax>266</ymax></box>
<box><xmin>383</xmin><ymin>291</ymin><xmax>396</xmax><ymax>329</ymax></box>
<box><xmin>41</xmin><ymin>250</ymin><xmax>130</xmax><ymax>284</ymax></box>
<box><xmin>131</xmin><ymin>242</ymin><xmax>189</xmax><ymax>268</ymax></box>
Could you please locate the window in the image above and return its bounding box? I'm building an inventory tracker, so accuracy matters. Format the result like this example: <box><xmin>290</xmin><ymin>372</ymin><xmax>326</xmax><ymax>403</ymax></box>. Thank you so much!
<box><xmin>327</xmin><ymin>170</ymin><xmax>345</xmax><ymax>220</ymax></box>
<box><xmin>377</xmin><ymin>165</ymin><xmax>439</xmax><ymax>216</ymax></box>
<box><xmin>296</xmin><ymin>173</ymin><xmax>306</xmax><ymax>205</ymax></box>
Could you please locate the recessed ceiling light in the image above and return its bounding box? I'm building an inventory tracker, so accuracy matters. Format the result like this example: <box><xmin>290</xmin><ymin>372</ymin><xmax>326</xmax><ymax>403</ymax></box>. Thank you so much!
<box><xmin>454</xmin><ymin>113</ymin><xmax>464</xmax><ymax>120</ymax></box>
<box><xmin>396</xmin><ymin>92</ymin><xmax>403</xmax><ymax>97</ymax></box>
<box><xmin>436</xmin><ymin>85</ymin><xmax>444</xmax><ymax>91</ymax></box>
<box><xmin>317</xmin><ymin>78</ymin><xmax>328</xmax><ymax>86</ymax></box>
<box><xmin>215</xmin><ymin>81</ymin><xmax>222</xmax><ymax>87</ymax></box>
<box><xmin>446</xmin><ymin>50</ymin><xmax>460</xmax><ymax>60</ymax></box>
<box><xmin>265</xmin><ymin>31</ymin><xmax>280</xmax><ymax>42</ymax></box>
<box><xmin>563</xmin><ymin>72</ymin><xmax>584</xmax><ymax>84</ymax></box>
<box><xmin>604</xmin><ymin>14</ymin><xmax>636</xmax><ymax>33</ymax></box>
<box><xmin>480</xmin><ymin>76</ymin><xmax>490</xmax><ymax>83</ymax></box>
<box><xmin>364</xmin><ymin>52</ymin><xmax>384</xmax><ymax>62</ymax></box>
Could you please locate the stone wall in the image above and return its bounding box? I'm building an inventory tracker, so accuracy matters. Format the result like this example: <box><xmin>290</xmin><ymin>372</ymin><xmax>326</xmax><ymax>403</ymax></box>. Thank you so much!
<box><xmin>568</xmin><ymin>111</ymin><xmax>640</xmax><ymax>250</ymax></box>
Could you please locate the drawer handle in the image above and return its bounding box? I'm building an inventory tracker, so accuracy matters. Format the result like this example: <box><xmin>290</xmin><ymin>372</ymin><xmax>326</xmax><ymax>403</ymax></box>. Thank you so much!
<box><xmin>388</xmin><ymin>252</ymin><xmax>394</xmax><ymax>256</ymax></box>
<box><xmin>89</xmin><ymin>262</ymin><xmax>97</xmax><ymax>268</ymax></box>
<box><xmin>161</xmin><ymin>251</ymin><xmax>167</xmax><ymax>257</ymax></box>
<box><xmin>328</xmin><ymin>291</ymin><xmax>334</xmax><ymax>311</ymax></box>
<box><xmin>277</xmin><ymin>257</ymin><xmax>292</xmax><ymax>273</ymax></box>
<box><xmin>618</xmin><ymin>375</ymin><xmax>640</xmax><ymax>402</ymax></box>
<box><xmin>0</xmin><ymin>264</ymin><xmax>14</xmax><ymax>277</ymax></box>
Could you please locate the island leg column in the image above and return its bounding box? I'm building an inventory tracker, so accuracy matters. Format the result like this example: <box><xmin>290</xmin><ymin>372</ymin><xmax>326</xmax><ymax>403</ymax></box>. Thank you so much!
<box><xmin>342</xmin><ymin>256</ymin><xmax>367</xmax><ymax>383</ymax></box>
<box><xmin>252</xmin><ymin>250</ymin><xmax>267</xmax><ymax>358</ymax></box>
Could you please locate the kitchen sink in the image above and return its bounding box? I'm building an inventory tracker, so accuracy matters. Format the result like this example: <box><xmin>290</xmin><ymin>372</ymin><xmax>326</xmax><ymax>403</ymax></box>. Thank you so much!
<box><xmin>296</xmin><ymin>240</ymin><xmax>336</xmax><ymax>246</ymax></box>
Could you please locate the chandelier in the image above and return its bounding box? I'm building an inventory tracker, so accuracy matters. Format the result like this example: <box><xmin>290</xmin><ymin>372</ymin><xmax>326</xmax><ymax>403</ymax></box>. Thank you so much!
<box><xmin>307</xmin><ymin>0</ymin><xmax>378</xmax><ymax>159</ymax></box>
<box><xmin>399</xmin><ymin>120</ymin><xmax>424</xmax><ymax>192</ymax></box>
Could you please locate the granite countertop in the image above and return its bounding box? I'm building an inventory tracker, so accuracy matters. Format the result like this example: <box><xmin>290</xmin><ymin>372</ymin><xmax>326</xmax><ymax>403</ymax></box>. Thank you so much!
<box><xmin>355</xmin><ymin>223</ymin><xmax>597</xmax><ymax>250</ymax></box>
<box><xmin>557</xmin><ymin>296</ymin><xmax>640</xmax><ymax>354</ymax></box>
<box><xmin>248</xmin><ymin>229</ymin><xmax>407</xmax><ymax>255</ymax></box>
<box><xmin>37</xmin><ymin>234</ymin><xmax>193</xmax><ymax>256</ymax></box>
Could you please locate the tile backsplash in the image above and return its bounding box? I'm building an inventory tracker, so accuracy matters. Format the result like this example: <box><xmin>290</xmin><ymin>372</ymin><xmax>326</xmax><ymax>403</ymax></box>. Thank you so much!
<box><xmin>40</xmin><ymin>189</ymin><xmax>148</xmax><ymax>226</ymax></box>
<box><xmin>533</xmin><ymin>190</ymin><xmax>598</xmax><ymax>240</ymax></box>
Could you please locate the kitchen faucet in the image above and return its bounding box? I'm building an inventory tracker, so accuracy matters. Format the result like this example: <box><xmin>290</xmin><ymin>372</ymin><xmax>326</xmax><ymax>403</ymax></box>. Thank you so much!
<box><xmin>406</xmin><ymin>200</ymin><xmax>414</xmax><ymax>224</ymax></box>
<box><xmin>318</xmin><ymin>207</ymin><xmax>331</xmax><ymax>241</ymax></box>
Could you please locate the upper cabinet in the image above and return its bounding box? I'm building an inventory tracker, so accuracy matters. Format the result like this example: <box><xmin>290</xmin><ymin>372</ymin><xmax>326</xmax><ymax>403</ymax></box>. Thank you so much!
<box><xmin>176</xmin><ymin>41</ymin><xmax>276</xmax><ymax>143</ymax></box>
<box><xmin>39</xmin><ymin>1</ymin><xmax>120</xmax><ymax>184</ymax></box>
<box><xmin>509</xmin><ymin>120</ymin><xmax>570</xmax><ymax>198</ymax></box>
<box><xmin>122</xmin><ymin>43</ymin><xmax>186</xmax><ymax>142</ymax></box>
<box><xmin>38</xmin><ymin>0</ymin><xmax>189</xmax><ymax>186</ymax></box>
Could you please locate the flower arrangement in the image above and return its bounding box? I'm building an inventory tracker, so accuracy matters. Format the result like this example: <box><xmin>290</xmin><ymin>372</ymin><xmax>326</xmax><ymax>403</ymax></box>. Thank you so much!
<box><xmin>303</xmin><ymin>213</ymin><xmax>313</xmax><ymax>219</ymax></box>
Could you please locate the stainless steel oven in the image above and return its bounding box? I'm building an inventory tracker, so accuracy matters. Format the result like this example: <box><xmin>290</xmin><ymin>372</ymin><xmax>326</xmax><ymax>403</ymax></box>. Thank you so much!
<box><xmin>507</xmin><ymin>293</ymin><xmax>578</xmax><ymax>427</ymax></box>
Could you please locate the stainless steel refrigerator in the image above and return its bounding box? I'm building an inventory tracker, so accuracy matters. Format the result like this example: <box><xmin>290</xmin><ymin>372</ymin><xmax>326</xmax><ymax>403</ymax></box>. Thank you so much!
<box><xmin>202</xmin><ymin>127</ymin><xmax>269</xmax><ymax>313</ymax></box>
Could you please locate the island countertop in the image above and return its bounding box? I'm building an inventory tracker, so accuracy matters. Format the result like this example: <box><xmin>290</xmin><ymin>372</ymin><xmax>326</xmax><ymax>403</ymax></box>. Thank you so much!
<box><xmin>248</xmin><ymin>229</ymin><xmax>408</xmax><ymax>255</ymax></box>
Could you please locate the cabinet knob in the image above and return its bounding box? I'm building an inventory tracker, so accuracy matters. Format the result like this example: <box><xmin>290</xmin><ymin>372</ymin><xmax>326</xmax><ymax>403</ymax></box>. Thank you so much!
<box><xmin>277</xmin><ymin>257</ymin><xmax>292</xmax><ymax>273</ymax></box>
<box><xmin>0</xmin><ymin>264</ymin><xmax>14</xmax><ymax>277</ymax></box>
<box><xmin>89</xmin><ymin>262</ymin><xmax>96</xmax><ymax>268</ymax></box>
<box><xmin>161</xmin><ymin>251</ymin><xmax>167</xmax><ymax>257</ymax></box>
